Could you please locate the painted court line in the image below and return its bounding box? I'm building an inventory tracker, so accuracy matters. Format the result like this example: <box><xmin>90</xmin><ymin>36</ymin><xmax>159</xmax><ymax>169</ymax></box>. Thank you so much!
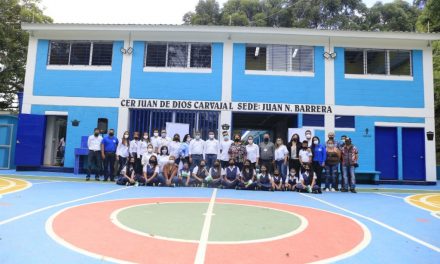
<box><xmin>300</xmin><ymin>193</ymin><xmax>440</xmax><ymax>253</ymax></box>
<box><xmin>375</xmin><ymin>193</ymin><xmax>406</xmax><ymax>199</ymax></box>
<box><xmin>0</xmin><ymin>186</ymin><xmax>131</xmax><ymax>226</ymax></box>
<box><xmin>194</xmin><ymin>188</ymin><xmax>217</xmax><ymax>264</ymax></box>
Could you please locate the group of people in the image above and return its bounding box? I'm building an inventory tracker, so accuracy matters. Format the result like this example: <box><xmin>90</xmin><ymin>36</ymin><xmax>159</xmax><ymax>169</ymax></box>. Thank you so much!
<box><xmin>86</xmin><ymin>127</ymin><xmax>359</xmax><ymax>194</ymax></box>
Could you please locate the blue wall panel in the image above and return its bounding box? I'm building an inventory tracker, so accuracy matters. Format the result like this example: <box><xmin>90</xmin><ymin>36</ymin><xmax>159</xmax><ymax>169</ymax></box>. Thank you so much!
<box><xmin>33</xmin><ymin>40</ymin><xmax>123</xmax><ymax>98</ymax></box>
<box><xmin>232</xmin><ymin>44</ymin><xmax>325</xmax><ymax>104</ymax></box>
<box><xmin>334</xmin><ymin>116</ymin><xmax>424</xmax><ymax>172</ymax></box>
<box><xmin>335</xmin><ymin>48</ymin><xmax>424</xmax><ymax>108</ymax></box>
<box><xmin>31</xmin><ymin>105</ymin><xmax>119</xmax><ymax>168</ymax></box>
<box><xmin>0</xmin><ymin>115</ymin><xmax>18</xmax><ymax>169</ymax></box>
<box><xmin>130</xmin><ymin>42</ymin><xmax>223</xmax><ymax>101</ymax></box>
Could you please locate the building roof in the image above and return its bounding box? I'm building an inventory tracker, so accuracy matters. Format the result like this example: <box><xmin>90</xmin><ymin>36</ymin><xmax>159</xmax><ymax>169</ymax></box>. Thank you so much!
<box><xmin>22</xmin><ymin>23</ymin><xmax>440</xmax><ymax>41</ymax></box>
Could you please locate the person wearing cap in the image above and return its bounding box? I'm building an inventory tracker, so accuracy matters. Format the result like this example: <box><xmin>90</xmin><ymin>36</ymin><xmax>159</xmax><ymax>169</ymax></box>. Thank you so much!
<box><xmin>341</xmin><ymin>137</ymin><xmax>359</xmax><ymax>193</ymax></box>
<box><xmin>204</xmin><ymin>130</ymin><xmax>219</xmax><ymax>170</ymax></box>
<box><xmin>189</xmin><ymin>131</ymin><xmax>205</xmax><ymax>170</ymax></box>
<box><xmin>219</xmin><ymin>131</ymin><xmax>233</xmax><ymax>168</ymax></box>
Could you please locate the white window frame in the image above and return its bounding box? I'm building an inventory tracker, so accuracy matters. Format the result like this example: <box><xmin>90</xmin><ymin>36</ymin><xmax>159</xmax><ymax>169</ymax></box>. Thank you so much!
<box><xmin>47</xmin><ymin>40</ymin><xmax>113</xmax><ymax>71</ymax></box>
<box><xmin>143</xmin><ymin>42</ymin><xmax>212</xmax><ymax>73</ymax></box>
<box><xmin>344</xmin><ymin>48</ymin><xmax>413</xmax><ymax>81</ymax></box>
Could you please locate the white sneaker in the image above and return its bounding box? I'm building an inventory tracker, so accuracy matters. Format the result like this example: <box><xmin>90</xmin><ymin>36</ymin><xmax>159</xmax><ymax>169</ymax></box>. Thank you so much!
<box><xmin>325</xmin><ymin>188</ymin><xmax>330</xmax><ymax>192</ymax></box>
<box><xmin>331</xmin><ymin>188</ymin><xmax>336</xmax><ymax>192</ymax></box>
<box><xmin>134</xmin><ymin>182</ymin><xmax>139</xmax><ymax>187</ymax></box>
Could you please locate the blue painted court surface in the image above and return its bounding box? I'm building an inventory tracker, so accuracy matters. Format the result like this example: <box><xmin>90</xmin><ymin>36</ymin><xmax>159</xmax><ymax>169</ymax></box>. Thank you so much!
<box><xmin>0</xmin><ymin>171</ymin><xmax>439</xmax><ymax>264</ymax></box>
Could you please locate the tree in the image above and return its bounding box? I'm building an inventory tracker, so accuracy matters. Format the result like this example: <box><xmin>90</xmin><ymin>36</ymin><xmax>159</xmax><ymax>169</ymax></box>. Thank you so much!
<box><xmin>182</xmin><ymin>0</ymin><xmax>221</xmax><ymax>25</ymax></box>
<box><xmin>365</xmin><ymin>0</ymin><xmax>419</xmax><ymax>32</ymax></box>
<box><xmin>0</xmin><ymin>0</ymin><xmax>52</xmax><ymax>110</ymax></box>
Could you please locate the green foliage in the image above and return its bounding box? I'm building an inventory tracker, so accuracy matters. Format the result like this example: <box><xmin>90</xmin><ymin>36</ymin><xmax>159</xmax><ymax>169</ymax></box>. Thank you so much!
<box><xmin>365</xmin><ymin>0</ymin><xmax>419</xmax><ymax>31</ymax></box>
<box><xmin>0</xmin><ymin>0</ymin><xmax>52</xmax><ymax>110</ymax></box>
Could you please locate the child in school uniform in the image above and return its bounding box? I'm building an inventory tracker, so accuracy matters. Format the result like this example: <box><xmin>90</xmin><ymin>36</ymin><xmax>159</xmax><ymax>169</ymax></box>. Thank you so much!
<box><xmin>191</xmin><ymin>160</ymin><xmax>209</xmax><ymax>187</ymax></box>
<box><xmin>301</xmin><ymin>165</ymin><xmax>321</xmax><ymax>194</ymax></box>
<box><xmin>116</xmin><ymin>156</ymin><xmax>136</xmax><ymax>186</ymax></box>
<box><xmin>238</xmin><ymin>159</ymin><xmax>257</xmax><ymax>190</ymax></box>
<box><xmin>286</xmin><ymin>168</ymin><xmax>303</xmax><ymax>192</ymax></box>
<box><xmin>257</xmin><ymin>165</ymin><xmax>274</xmax><ymax>191</ymax></box>
<box><xmin>140</xmin><ymin>156</ymin><xmax>160</xmax><ymax>186</ymax></box>
<box><xmin>206</xmin><ymin>160</ymin><xmax>225</xmax><ymax>188</ymax></box>
<box><xmin>222</xmin><ymin>158</ymin><xmax>240</xmax><ymax>189</ymax></box>
<box><xmin>272</xmin><ymin>169</ymin><xmax>284</xmax><ymax>191</ymax></box>
<box><xmin>178</xmin><ymin>162</ymin><xmax>191</xmax><ymax>187</ymax></box>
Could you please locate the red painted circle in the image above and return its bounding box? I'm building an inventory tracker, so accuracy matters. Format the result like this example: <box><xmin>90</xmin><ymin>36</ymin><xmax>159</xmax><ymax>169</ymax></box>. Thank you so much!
<box><xmin>49</xmin><ymin>198</ymin><xmax>368</xmax><ymax>263</ymax></box>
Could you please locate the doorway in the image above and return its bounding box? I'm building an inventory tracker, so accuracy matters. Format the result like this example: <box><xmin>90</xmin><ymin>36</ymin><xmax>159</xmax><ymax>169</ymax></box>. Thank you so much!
<box><xmin>43</xmin><ymin>116</ymin><xmax>67</xmax><ymax>166</ymax></box>
<box><xmin>375</xmin><ymin>127</ymin><xmax>398</xmax><ymax>180</ymax></box>
<box><xmin>232</xmin><ymin>113</ymin><xmax>297</xmax><ymax>143</ymax></box>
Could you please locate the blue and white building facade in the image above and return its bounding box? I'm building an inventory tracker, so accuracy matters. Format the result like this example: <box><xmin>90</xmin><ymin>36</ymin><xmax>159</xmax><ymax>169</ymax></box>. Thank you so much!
<box><xmin>19</xmin><ymin>23</ymin><xmax>439</xmax><ymax>183</ymax></box>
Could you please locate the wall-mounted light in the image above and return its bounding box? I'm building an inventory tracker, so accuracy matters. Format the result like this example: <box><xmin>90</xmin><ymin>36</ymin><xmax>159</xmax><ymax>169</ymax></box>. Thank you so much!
<box><xmin>427</xmin><ymin>131</ymin><xmax>434</xmax><ymax>141</ymax></box>
<box><xmin>120</xmin><ymin>47</ymin><xmax>133</xmax><ymax>55</ymax></box>
<box><xmin>71</xmin><ymin>119</ymin><xmax>80</xmax><ymax>127</ymax></box>
<box><xmin>255</xmin><ymin>47</ymin><xmax>260</xmax><ymax>57</ymax></box>
<box><xmin>323</xmin><ymin>51</ymin><xmax>337</xmax><ymax>59</ymax></box>
<box><xmin>292</xmin><ymin>48</ymin><xmax>298</xmax><ymax>58</ymax></box>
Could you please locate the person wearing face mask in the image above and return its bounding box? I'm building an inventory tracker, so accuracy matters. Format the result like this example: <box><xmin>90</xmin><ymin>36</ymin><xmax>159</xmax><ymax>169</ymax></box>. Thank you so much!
<box><xmin>101</xmin><ymin>129</ymin><xmax>119</xmax><ymax>182</ymax></box>
<box><xmin>341</xmin><ymin>138</ymin><xmax>358</xmax><ymax>193</ymax></box>
<box><xmin>150</xmin><ymin>128</ymin><xmax>161</xmax><ymax>153</ymax></box>
<box><xmin>129</xmin><ymin>131</ymin><xmax>140</xmax><ymax>170</ymax></box>
<box><xmin>219</xmin><ymin>130</ymin><xmax>233</xmax><ymax>168</ymax></box>
<box><xmin>228</xmin><ymin>134</ymin><xmax>247</xmax><ymax>170</ymax></box>
<box><xmin>141</xmin><ymin>156</ymin><xmax>160</xmax><ymax>186</ymax></box>
<box><xmin>206</xmin><ymin>159</ymin><xmax>225</xmax><ymax>188</ymax></box>
<box><xmin>168</xmin><ymin>134</ymin><xmax>182</xmax><ymax>166</ymax></box>
<box><xmin>325</xmin><ymin>139</ymin><xmax>341</xmax><ymax>192</ymax></box>
<box><xmin>222</xmin><ymin>158</ymin><xmax>240</xmax><ymax>189</ymax></box>
<box><xmin>86</xmin><ymin>128</ymin><xmax>103</xmax><ymax>181</ymax></box>
<box><xmin>137</xmin><ymin>132</ymin><xmax>151</xmax><ymax>173</ymax></box>
<box><xmin>299</xmin><ymin>140</ymin><xmax>313</xmax><ymax>173</ymax></box>
<box><xmin>179</xmin><ymin>134</ymin><xmax>191</xmax><ymax>166</ymax></box>
<box><xmin>337</xmin><ymin>135</ymin><xmax>347</xmax><ymax>190</ymax></box>
<box><xmin>162</xmin><ymin>156</ymin><xmax>179</xmax><ymax>187</ymax></box>
<box><xmin>189</xmin><ymin>131</ymin><xmax>205</xmax><ymax>170</ymax></box>
<box><xmin>245</xmin><ymin>136</ymin><xmax>259</xmax><ymax>170</ymax></box>
<box><xmin>311</xmin><ymin>136</ymin><xmax>326</xmax><ymax>191</ymax></box>
<box><xmin>258</xmin><ymin>133</ymin><xmax>275</xmax><ymax>173</ymax></box>
<box><xmin>157</xmin><ymin>146</ymin><xmax>170</xmax><ymax>181</ymax></box>
<box><xmin>238</xmin><ymin>159</ymin><xmax>257</xmax><ymax>190</ymax></box>
<box><xmin>159</xmin><ymin>129</ymin><xmax>171</xmax><ymax>150</ymax></box>
<box><xmin>305</xmin><ymin>130</ymin><xmax>313</xmax><ymax>147</ymax></box>
<box><xmin>141</xmin><ymin>143</ymin><xmax>157</xmax><ymax>168</ymax></box>
<box><xmin>178</xmin><ymin>162</ymin><xmax>191</xmax><ymax>187</ymax></box>
<box><xmin>288</xmin><ymin>134</ymin><xmax>302</xmax><ymax>177</ymax></box>
<box><xmin>117</xmin><ymin>156</ymin><xmax>136</xmax><ymax>186</ymax></box>
<box><xmin>301</xmin><ymin>165</ymin><xmax>321</xmax><ymax>194</ymax></box>
<box><xmin>257</xmin><ymin>164</ymin><xmax>274</xmax><ymax>191</ymax></box>
<box><xmin>116</xmin><ymin>133</ymin><xmax>130</xmax><ymax>176</ymax></box>
<box><xmin>204</xmin><ymin>130</ymin><xmax>219</xmax><ymax>170</ymax></box>
<box><xmin>274</xmin><ymin>138</ymin><xmax>289</xmax><ymax>184</ymax></box>
<box><xmin>191</xmin><ymin>159</ymin><xmax>209</xmax><ymax>187</ymax></box>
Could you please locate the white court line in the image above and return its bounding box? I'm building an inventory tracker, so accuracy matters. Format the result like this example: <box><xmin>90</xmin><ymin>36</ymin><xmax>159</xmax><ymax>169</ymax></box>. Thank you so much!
<box><xmin>0</xmin><ymin>178</ymin><xmax>16</xmax><ymax>190</ymax></box>
<box><xmin>300</xmin><ymin>193</ymin><xmax>440</xmax><ymax>253</ymax></box>
<box><xmin>420</xmin><ymin>195</ymin><xmax>440</xmax><ymax>209</ymax></box>
<box><xmin>194</xmin><ymin>188</ymin><xmax>217</xmax><ymax>264</ymax></box>
<box><xmin>29</xmin><ymin>181</ymin><xmax>64</xmax><ymax>185</ymax></box>
<box><xmin>375</xmin><ymin>193</ymin><xmax>406</xmax><ymax>199</ymax></box>
<box><xmin>0</xmin><ymin>186</ymin><xmax>131</xmax><ymax>226</ymax></box>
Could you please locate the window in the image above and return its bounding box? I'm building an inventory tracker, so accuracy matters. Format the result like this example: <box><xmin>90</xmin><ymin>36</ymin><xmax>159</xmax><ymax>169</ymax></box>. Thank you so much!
<box><xmin>302</xmin><ymin>114</ymin><xmax>324</xmax><ymax>127</ymax></box>
<box><xmin>335</xmin><ymin>115</ymin><xmax>355</xmax><ymax>128</ymax></box>
<box><xmin>144</xmin><ymin>42</ymin><xmax>212</xmax><ymax>69</ymax></box>
<box><xmin>48</xmin><ymin>41</ymin><xmax>113</xmax><ymax>66</ymax></box>
<box><xmin>345</xmin><ymin>50</ymin><xmax>364</xmax><ymax>74</ymax></box>
<box><xmin>246</xmin><ymin>44</ymin><xmax>314</xmax><ymax>72</ymax></box>
<box><xmin>344</xmin><ymin>48</ymin><xmax>412</xmax><ymax>76</ymax></box>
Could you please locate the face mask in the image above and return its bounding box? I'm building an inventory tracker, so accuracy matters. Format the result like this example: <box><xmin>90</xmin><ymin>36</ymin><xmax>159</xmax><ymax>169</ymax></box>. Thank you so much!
<box><xmin>244</xmin><ymin>164</ymin><xmax>250</xmax><ymax>168</ymax></box>
<box><xmin>186</xmin><ymin>138</ymin><xmax>191</xmax><ymax>143</ymax></box>
<box><xmin>147</xmin><ymin>148</ymin><xmax>153</xmax><ymax>153</ymax></box>
<box><xmin>149</xmin><ymin>160</ymin><xmax>156</xmax><ymax>165</ymax></box>
<box><xmin>161</xmin><ymin>133</ymin><xmax>166</xmax><ymax>138</ymax></box>
<box><xmin>248</xmin><ymin>139</ymin><xmax>253</xmax><ymax>144</ymax></box>
<box><xmin>234</xmin><ymin>138</ymin><xmax>240</xmax><ymax>142</ymax></box>
<box><xmin>328</xmin><ymin>144</ymin><xmax>334</xmax><ymax>148</ymax></box>
<box><xmin>200</xmin><ymin>163</ymin><xmax>205</xmax><ymax>167</ymax></box>
<box><xmin>162</xmin><ymin>150</ymin><xmax>167</xmax><ymax>154</ymax></box>
<box><xmin>306</xmin><ymin>134</ymin><xmax>311</xmax><ymax>139</ymax></box>
<box><xmin>229</xmin><ymin>163</ymin><xmax>234</xmax><ymax>166</ymax></box>
<box><xmin>313</xmin><ymin>140</ymin><xmax>319</xmax><ymax>145</ymax></box>
<box><xmin>214</xmin><ymin>163</ymin><xmax>220</xmax><ymax>167</ymax></box>
<box><xmin>195</xmin><ymin>135</ymin><xmax>200</xmax><ymax>140</ymax></box>
<box><xmin>293</xmin><ymin>138</ymin><xmax>297</xmax><ymax>142</ymax></box>
<box><xmin>168</xmin><ymin>160</ymin><xmax>175</xmax><ymax>164</ymax></box>
<box><xmin>153</xmin><ymin>133</ymin><xmax>159</xmax><ymax>137</ymax></box>
<box><xmin>276</xmin><ymin>141</ymin><xmax>281</xmax><ymax>145</ymax></box>
<box><xmin>143</xmin><ymin>136</ymin><xmax>148</xmax><ymax>140</ymax></box>
<box><xmin>174</xmin><ymin>137</ymin><xmax>179</xmax><ymax>141</ymax></box>
<box><xmin>223</xmin><ymin>135</ymin><xmax>229</xmax><ymax>140</ymax></box>
<box><xmin>329</xmin><ymin>136</ymin><xmax>334</xmax><ymax>140</ymax></box>
<box><xmin>302</xmin><ymin>146</ymin><xmax>307</xmax><ymax>149</ymax></box>
<box><xmin>94</xmin><ymin>132</ymin><xmax>99</xmax><ymax>136</ymax></box>
<box><xmin>209</xmin><ymin>134</ymin><xmax>214</xmax><ymax>139</ymax></box>
<box><xmin>134</xmin><ymin>137</ymin><xmax>139</xmax><ymax>140</ymax></box>
<box><xmin>264</xmin><ymin>138</ymin><xmax>269</xmax><ymax>143</ymax></box>
<box><xmin>124</xmin><ymin>135</ymin><xmax>129</xmax><ymax>139</ymax></box>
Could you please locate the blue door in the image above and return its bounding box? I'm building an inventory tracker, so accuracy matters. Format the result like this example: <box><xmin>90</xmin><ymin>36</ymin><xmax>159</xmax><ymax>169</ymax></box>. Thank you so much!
<box><xmin>15</xmin><ymin>114</ymin><xmax>46</xmax><ymax>167</ymax></box>
<box><xmin>375</xmin><ymin>127</ymin><xmax>398</xmax><ymax>180</ymax></box>
<box><xmin>402</xmin><ymin>128</ymin><xmax>425</xmax><ymax>181</ymax></box>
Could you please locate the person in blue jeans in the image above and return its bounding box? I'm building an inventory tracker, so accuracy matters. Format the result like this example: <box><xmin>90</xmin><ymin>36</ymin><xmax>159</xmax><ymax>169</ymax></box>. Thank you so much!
<box><xmin>341</xmin><ymin>138</ymin><xmax>359</xmax><ymax>193</ymax></box>
<box><xmin>324</xmin><ymin>139</ymin><xmax>340</xmax><ymax>192</ymax></box>
<box><xmin>311</xmin><ymin>136</ymin><xmax>326</xmax><ymax>191</ymax></box>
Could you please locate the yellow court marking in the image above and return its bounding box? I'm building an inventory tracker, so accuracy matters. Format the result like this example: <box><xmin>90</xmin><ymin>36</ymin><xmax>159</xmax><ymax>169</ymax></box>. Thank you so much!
<box><xmin>0</xmin><ymin>177</ymin><xmax>32</xmax><ymax>195</ymax></box>
<box><xmin>405</xmin><ymin>193</ymin><xmax>440</xmax><ymax>216</ymax></box>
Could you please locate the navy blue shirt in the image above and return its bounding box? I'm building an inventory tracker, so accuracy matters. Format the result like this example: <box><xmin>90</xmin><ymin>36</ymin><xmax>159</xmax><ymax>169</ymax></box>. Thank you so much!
<box><xmin>102</xmin><ymin>136</ymin><xmax>119</xmax><ymax>152</ymax></box>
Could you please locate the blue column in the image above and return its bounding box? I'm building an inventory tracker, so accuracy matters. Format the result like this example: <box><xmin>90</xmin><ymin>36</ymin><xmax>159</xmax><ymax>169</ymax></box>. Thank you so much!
<box><xmin>397</xmin><ymin>127</ymin><xmax>403</xmax><ymax>180</ymax></box>
<box><xmin>298</xmin><ymin>113</ymin><xmax>303</xmax><ymax>128</ymax></box>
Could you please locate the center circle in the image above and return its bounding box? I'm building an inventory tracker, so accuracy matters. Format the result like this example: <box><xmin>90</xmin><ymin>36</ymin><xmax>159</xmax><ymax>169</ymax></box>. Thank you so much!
<box><xmin>114</xmin><ymin>202</ymin><xmax>305</xmax><ymax>243</ymax></box>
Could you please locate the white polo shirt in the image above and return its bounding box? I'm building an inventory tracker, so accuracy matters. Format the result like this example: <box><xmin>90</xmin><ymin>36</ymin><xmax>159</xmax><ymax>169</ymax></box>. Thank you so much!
<box><xmin>151</xmin><ymin>136</ymin><xmax>161</xmax><ymax>151</ymax></box>
<box><xmin>189</xmin><ymin>139</ymin><xmax>205</xmax><ymax>155</ymax></box>
<box><xmin>137</xmin><ymin>140</ymin><xmax>149</xmax><ymax>156</ymax></box>
<box><xmin>245</xmin><ymin>143</ymin><xmax>260</xmax><ymax>163</ymax></box>
<box><xmin>299</xmin><ymin>149</ymin><xmax>312</xmax><ymax>163</ymax></box>
<box><xmin>129</xmin><ymin>139</ymin><xmax>139</xmax><ymax>155</ymax></box>
<box><xmin>274</xmin><ymin>145</ymin><xmax>289</xmax><ymax>161</ymax></box>
<box><xmin>204</xmin><ymin>138</ymin><xmax>219</xmax><ymax>155</ymax></box>
<box><xmin>219</xmin><ymin>139</ymin><xmax>233</xmax><ymax>161</ymax></box>
<box><xmin>116</xmin><ymin>143</ymin><xmax>129</xmax><ymax>158</ymax></box>
<box><xmin>88</xmin><ymin>135</ymin><xmax>102</xmax><ymax>151</ymax></box>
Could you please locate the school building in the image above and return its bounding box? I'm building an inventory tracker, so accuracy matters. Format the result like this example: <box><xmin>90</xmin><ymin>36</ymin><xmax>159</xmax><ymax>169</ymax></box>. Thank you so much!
<box><xmin>15</xmin><ymin>23</ymin><xmax>439</xmax><ymax>183</ymax></box>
